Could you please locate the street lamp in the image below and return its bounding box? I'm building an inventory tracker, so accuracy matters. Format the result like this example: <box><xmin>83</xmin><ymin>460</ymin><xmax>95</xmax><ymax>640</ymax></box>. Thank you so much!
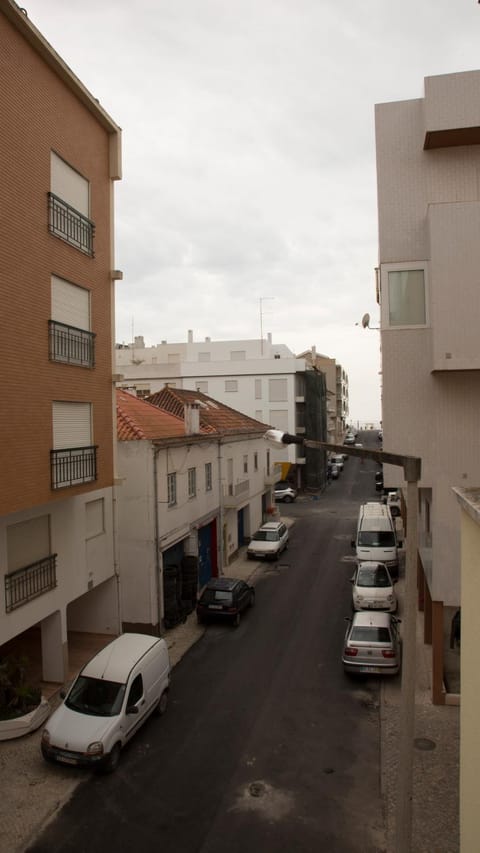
<box><xmin>264</xmin><ymin>429</ymin><xmax>421</xmax><ymax>853</ymax></box>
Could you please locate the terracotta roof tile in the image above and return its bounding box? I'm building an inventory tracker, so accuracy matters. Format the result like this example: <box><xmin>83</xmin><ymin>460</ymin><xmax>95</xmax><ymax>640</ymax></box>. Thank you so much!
<box><xmin>117</xmin><ymin>389</ymin><xmax>189</xmax><ymax>441</ymax></box>
<box><xmin>146</xmin><ymin>387</ymin><xmax>269</xmax><ymax>435</ymax></box>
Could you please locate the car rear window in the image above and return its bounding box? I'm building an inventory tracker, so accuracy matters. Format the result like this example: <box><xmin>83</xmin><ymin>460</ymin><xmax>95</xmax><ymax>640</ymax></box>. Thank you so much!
<box><xmin>358</xmin><ymin>531</ymin><xmax>396</xmax><ymax>547</ymax></box>
<box><xmin>252</xmin><ymin>531</ymin><xmax>279</xmax><ymax>541</ymax></box>
<box><xmin>350</xmin><ymin>627</ymin><xmax>392</xmax><ymax>643</ymax></box>
<box><xmin>202</xmin><ymin>589</ymin><xmax>233</xmax><ymax>604</ymax></box>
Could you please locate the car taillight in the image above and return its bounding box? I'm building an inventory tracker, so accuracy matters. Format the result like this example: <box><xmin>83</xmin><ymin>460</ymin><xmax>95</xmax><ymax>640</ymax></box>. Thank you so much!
<box><xmin>382</xmin><ymin>649</ymin><xmax>396</xmax><ymax>658</ymax></box>
<box><xmin>344</xmin><ymin>647</ymin><xmax>358</xmax><ymax>656</ymax></box>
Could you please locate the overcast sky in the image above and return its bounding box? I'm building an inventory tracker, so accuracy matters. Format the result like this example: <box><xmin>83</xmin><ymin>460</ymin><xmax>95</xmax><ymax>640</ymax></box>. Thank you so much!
<box><xmin>23</xmin><ymin>0</ymin><xmax>480</xmax><ymax>423</ymax></box>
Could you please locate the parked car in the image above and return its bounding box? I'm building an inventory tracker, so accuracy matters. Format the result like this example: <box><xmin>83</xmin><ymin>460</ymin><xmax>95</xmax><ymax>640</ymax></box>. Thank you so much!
<box><xmin>41</xmin><ymin>634</ymin><xmax>171</xmax><ymax>773</ymax></box>
<box><xmin>196</xmin><ymin>577</ymin><xmax>255</xmax><ymax>627</ymax></box>
<box><xmin>247</xmin><ymin>521</ymin><xmax>289</xmax><ymax>560</ymax></box>
<box><xmin>330</xmin><ymin>453</ymin><xmax>344</xmax><ymax>472</ymax></box>
<box><xmin>343</xmin><ymin>433</ymin><xmax>356</xmax><ymax>445</ymax></box>
<box><xmin>274</xmin><ymin>480</ymin><xmax>297</xmax><ymax>503</ymax></box>
<box><xmin>350</xmin><ymin>561</ymin><xmax>397</xmax><ymax>612</ymax></box>
<box><xmin>330</xmin><ymin>462</ymin><xmax>339</xmax><ymax>480</ymax></box>
<box><xmin>342</xmin><ymin>611</ymin><xmax>402</xmax><ymax>676</ymax></box>
<box><xmin>386</xmin><ymin>490</ymin><xmax>402</xmax><ymax>517</ymax></box>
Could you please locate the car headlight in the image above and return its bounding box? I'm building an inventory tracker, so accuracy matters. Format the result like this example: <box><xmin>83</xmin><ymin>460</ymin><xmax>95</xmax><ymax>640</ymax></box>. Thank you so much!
<box><xmin>86</xmin><ymin>742</ymin><xmax>104</xmax><ymax>756</ymax></box>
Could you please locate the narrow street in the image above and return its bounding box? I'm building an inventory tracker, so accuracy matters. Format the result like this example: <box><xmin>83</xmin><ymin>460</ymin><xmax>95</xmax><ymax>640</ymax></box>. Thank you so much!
<box><xmin>29</xmin><ymin>436</ymin><xmax>387</xmax><ymax>853</ymax></box>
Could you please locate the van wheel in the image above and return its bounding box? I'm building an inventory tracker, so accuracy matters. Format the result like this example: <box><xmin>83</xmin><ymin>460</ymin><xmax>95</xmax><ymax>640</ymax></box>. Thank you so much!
<box><xmin>155</xmin><ymin>691</ymin><xmax>168</xmax><ymax>716</ymax></box>
<box><xmin>100</xmin><ymin>742</ymin><xmax>121</xmax><ymax>774</ymax></box>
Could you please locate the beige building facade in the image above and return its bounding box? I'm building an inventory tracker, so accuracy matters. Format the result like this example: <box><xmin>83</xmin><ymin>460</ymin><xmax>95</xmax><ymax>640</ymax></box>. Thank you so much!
<box><xmin>375</xmin><ymin>70</ymin><xmax>480</xmax><ymax>703</ymax></box>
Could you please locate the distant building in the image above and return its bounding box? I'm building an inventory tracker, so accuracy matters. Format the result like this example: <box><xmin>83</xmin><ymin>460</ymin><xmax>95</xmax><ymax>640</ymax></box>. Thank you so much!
<box><xmin>0</xmin><ymin>2</ymin><xmax>122</xmax><ymax>682</ymax></box>
<box><xmin>298</xmin><ymin>348</ymin><xmax>349</xmax><ymax>443</ymax></box>
<box><xmin>116</xmin><ymin>388</ymin><xmax>274</xmax><ymax>632</ymax></box>
<box><xmin>375</xmin><ymin>70</ymin><xmax>480</xmax><ymax>703</ymax></box>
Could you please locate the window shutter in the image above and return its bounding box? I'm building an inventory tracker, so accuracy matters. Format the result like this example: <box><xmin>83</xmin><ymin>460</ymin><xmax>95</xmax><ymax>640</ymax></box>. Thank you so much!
<box><xmin>51</xmin><ymin>152</ymin><xmax>89</xmax><ymax>215</ymax></box>
<box><xmin>52</xmin><ymin>402</ymin><xmax>92</xmax><ymax>448</ymax></box>
<box><xmin>51</xmin><ymin>276</ymin><xmax>90</xmax><ymax>330</ymax></box>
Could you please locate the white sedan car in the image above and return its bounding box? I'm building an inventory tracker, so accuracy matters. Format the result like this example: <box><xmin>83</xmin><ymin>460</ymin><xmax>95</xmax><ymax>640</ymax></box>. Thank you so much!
<box><xmin>247</xmin><ymin>521</ymin><xmax>289</xmax><ymax>560</ymax></box>
<box><xmin>350</xmin><ymin>561</ymin><xmax>397</xmax><ymax>612</ymax></box>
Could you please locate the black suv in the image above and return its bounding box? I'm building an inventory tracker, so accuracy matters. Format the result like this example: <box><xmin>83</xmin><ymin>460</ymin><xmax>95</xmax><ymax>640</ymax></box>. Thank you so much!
<box><xmin>196</xmin><ymin>578</ymin><xmax>255</xmax><ymax>627</ymax></box>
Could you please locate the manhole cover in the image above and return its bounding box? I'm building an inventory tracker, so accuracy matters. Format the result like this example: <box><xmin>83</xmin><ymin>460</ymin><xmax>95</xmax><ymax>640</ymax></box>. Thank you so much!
<box><xmin>414</xmin><ymin>737</ymin><xmax>436</xmax><ymax>751</ymax></box>
<box><xmin>249</xmin><ymin>782</ymin><xmax>266</xmax><ymax>798</ymax></box>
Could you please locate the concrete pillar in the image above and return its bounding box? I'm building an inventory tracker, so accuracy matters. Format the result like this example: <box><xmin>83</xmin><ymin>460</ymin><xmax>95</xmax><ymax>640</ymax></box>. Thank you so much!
<box><xmin>41</xmin><ymin>610</ymin><xmax>67</xmax><ymax>683</ymax></box>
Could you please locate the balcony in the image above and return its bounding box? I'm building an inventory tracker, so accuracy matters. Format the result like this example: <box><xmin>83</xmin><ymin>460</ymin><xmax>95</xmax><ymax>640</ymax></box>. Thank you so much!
<box><xmin>49</xmin><ymin>320</ymin><xmax>96</xmax><ymax>368</ymax></box>
<box><xmin>51</xmin><ymin>446</ymin><xmax>97</xmax><ymax>489</ymax></box>
<box><xmin>5</xmin><ymin>554</ymin><xmax>57</xmax><ymax>612</ymax></box>
<box><xmin>48</xmin><ymin>192</ymin><xmax>95</xmax><ymax>256</ymax></box>
<box><xmin>223</xmin><ymin>479</ymin><xmax>249</xmax><ymax>507</ymax></box>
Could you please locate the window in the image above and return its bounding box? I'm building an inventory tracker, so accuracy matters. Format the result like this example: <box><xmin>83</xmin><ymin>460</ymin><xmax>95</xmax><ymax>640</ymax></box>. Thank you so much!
<box><xmin>205</xmin><ymin>462</ymin><xmax>213</xmax><ymax>491</ymax></box>
<box><xmin>51</xmin><ymin>401</ymin><xmax>96</xmax><ymax>489</ymax></box>
<box><xmin>5</xmin><ymin>516</ymin><xmax>56</xmax><ymax>611</ymax></box>
<box><xmin>188</xmin><ymin>467</ymin><xmax>196</xmax><ymax>498</ymax></box>
<box><xmin>196</xmin><ymin>381</ymin><xmax>209</xmax><ymax>394</ymax></box>
<box><xmin>127</xmin><ymin>674</ymin><xmax>143</xmax><ymax>707</ymax></box>
<box><xmin>269</xmin><ymin>410</ymin><xmax>289</xmax><ymax>432</ymax></box>
<box><xmin>135</xmin><ymin>386</ymin><xmax>151</xmax><ymax>399</ymax></box>
<box><xmin>86</xmin><ymin>499</ymin><xmax>104</xmax><ymax>538</ymax></box>
<box><xmin>50</xmin><ymin>276</ymin><xmax>95</xmax><ymax>367</ymax></box>
<box><xmin>167</xmin><ymin>473</ymin><xmax>177</xmax><ymax>506</ymax></box>
<box><xmin>266</xmin><ymin>449</ymin><xmax>271</xmax><ymax>476</ymax></box>
<box><xmin>198</xmin><ymin>352</ymin><xmax>211</xmax><ymax>362</ymax></box>
<box><xmin>255</xmin><ymin>379</ymin><xmax>262</xmax><ymax>399</ymax></box>
<box><xmin>254</xmin><ymin>452</ymin><xmax>258</xmax><ymax>471</ymax></box>
<box><xmin>255</xmin><ymin>410</ymin><xmax>262</xmax><ymax>421</ymax></box>
<box><xmin>230</xmin><ymin>350</ymin><xmax>246</xmax><ymax>361</ymax></box>
<box><xmin>386</xmin><ymin>267</ymin><xmax>427</xmax><ymax>327</ymax></box>
<box><xmin>243</xmin><ymin>455</ymin><xmax>248</xmax><ymax>474</ymax></box>
<box><xmin>269</xmin><ymin>378</ymin><xmax>287</xmax><ymax>402</ymax></box>
<box><xmin>49</xmin><ymin>152</ymin><xmax>94</xmax><ymax>256</ymax></box>
<box><xmin>225</xmin><ymin>380</ymin><xmax>238</xmax><ymax>392</ymax></box>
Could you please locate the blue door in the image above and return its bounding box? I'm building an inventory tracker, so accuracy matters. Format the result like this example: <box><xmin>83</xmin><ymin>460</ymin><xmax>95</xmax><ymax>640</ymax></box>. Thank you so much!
<box><xmin>198</xmin><ymin>522</ymin><xmax>216</xmax><ymax>588</ymax></box>
<box><xmin>237</xmin><ymin>508</ymin><xmax>245</xmax><ymax>546</ymax></box>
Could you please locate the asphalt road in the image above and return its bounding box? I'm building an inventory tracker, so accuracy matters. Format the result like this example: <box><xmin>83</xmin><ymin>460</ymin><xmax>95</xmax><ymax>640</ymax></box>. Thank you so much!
<box><xmin>28</xmin><ymin>433</ymin><xmax>387</xmax><ymax>853</ymax></box>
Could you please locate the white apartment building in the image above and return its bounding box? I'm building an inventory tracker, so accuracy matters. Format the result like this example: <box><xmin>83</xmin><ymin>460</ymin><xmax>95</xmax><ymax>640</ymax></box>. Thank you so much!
<box><xmin>375</xmin><ymin>70</ymin><xmax>480</xmax><ymax>703</ymax></box>
<box><xmin>116</xmin><ymin>331</ymin><xmax>306</xmax><ymax>479</ymax></box>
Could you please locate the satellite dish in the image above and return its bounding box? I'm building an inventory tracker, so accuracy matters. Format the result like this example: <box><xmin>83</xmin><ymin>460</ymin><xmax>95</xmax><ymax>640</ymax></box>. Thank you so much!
<box><xmin>361</xmin><ymin>313</ymin><xmax>371</xmax><ymax>329</ymax></box>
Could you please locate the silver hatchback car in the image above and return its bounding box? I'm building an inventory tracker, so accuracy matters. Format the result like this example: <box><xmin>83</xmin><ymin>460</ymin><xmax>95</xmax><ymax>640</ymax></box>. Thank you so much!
<box><xmin>342</xmin><ymin>611</ymin><xmax>401</xmax><ymax>676</ymax></box>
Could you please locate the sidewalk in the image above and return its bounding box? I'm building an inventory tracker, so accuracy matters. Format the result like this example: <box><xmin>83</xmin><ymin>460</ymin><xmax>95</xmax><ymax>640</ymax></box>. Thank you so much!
<box><xmin>0</xmin><ymin>515</ymin><xmax>459</xmax><ymax>853</ymax></box>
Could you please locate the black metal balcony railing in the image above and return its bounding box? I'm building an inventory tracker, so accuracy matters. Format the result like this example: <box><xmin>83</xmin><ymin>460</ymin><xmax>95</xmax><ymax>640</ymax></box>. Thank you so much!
<box><xmin>51</xmin><ymin>445</ymin><xmax>98</xmax><ymax>489</ymax></box>
<box><xmin>5</xmin><ymin>554</ymin><xmax>57</xmax><ymax>612</ymax></box>
<box><xmin>48</xmin><ymin>320</ymin><xmax>96</xmax><ymax>368</ymax></box>
<box><xmin>48</xmin><ymin>192</ymin><xmax>95</xmax><ymax>256</ymax></box>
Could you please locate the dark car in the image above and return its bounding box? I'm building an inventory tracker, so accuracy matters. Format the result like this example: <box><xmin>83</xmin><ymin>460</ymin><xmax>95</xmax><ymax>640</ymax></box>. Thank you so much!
<box><xmin>196</xmin><ymin>578</ymin><xmax>255</xmax><ymax>627</ymax></box>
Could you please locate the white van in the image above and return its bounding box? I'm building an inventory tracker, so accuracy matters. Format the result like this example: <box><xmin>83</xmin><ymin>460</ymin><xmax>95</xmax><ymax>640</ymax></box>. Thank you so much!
<box><xmin>41</xmin><ymin>633</ymin><xmax>170</xmax><ymax>773</ymax></box>
<box><xmin>352</xmin><ymin>502</ymin><xmax>402</xmax><ymax>578</ymax></box>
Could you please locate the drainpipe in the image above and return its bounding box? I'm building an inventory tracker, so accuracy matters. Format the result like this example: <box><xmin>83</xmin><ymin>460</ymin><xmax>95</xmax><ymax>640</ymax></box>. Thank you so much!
<box><xmin>111</xmin><ymin>485</ymin><xmax>123</xmax><ymax>635</ymax></box>
<box><xmin>153</xmin><ymin>447</ymin><xmax>163</xmax><ymax>636</ymax></box>
<box><xmin>218</xmin><ymin>438</ymin><xmax>225</xmax><ymax>575</ymax></box>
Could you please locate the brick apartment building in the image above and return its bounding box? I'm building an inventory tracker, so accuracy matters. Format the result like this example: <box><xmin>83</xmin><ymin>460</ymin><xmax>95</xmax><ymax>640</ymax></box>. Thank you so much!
<box><xmin>0</xmin><ymin>1</ymin><xmax>122</xmax><ymax>683</ymax></box>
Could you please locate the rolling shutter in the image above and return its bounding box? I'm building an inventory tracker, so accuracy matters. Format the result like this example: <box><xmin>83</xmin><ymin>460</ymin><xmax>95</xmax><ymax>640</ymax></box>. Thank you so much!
<box><xmin>52</xmin><ymin>402</ymin><xmax>92</xmax><ymax>449</ymax></box>
<box><xmin>51</xmin><ymin>276</ymin><xmax>90</xmax><ymax>330</ymax></box>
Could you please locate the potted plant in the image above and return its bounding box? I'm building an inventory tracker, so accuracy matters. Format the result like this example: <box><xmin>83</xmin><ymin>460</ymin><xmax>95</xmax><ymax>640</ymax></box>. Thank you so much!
<box><xmin>0</xmin><ymin>655</ymin><xmax>50</xmax><ymax>740</ymax></box>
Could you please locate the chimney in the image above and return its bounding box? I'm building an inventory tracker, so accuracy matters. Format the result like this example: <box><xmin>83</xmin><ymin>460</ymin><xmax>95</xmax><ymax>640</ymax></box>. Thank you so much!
<box><xmin>312</xmin><ymin>345</ymin><xmax>316</xmax><ymax>360</ymax></box>
<box><xmin>184</xmin><ymin>403</ymin><xmax>200</xmax><ymax>435</ymax></box>
<box><xmin>188</xmin><ymin>330</ymin><xmax>193</xmax><ymax>343</ymax></box>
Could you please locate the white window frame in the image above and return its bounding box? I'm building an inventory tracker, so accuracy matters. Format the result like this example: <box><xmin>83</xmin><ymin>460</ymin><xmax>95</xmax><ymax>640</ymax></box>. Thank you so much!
<box><xmin>205</xmin><ymin>462</ymin><xmax>212</xmax><ymax>491</ymax></box>
<box><xmin>225</xmin><ymin>380</ymin><xmax>238</xmax><ymax>393</ymax></box>
<box><xmin>380</xmin><ymin>262</ymin><xmax>429</xmax><ymax>329</ymax></box>
<box><xmin>188</xmin><ymin>467</ymin><xmax>196</xmax><ymax>498</ymax></box>
<box><xmin>167</xmin><ymin>472</ymin><xmax>177</xmax><ymax>507</ymax></box>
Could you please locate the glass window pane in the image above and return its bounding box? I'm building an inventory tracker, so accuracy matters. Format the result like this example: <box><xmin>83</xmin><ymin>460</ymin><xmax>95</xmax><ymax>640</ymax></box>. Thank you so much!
<box><xmin>388</xmin><ymin>270</ymin><xmax>426</xmax><ymax>326</ymax></box>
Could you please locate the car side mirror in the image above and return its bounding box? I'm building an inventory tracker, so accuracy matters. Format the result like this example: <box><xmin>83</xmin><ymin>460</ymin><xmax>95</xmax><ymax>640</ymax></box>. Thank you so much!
<box><xmin>397</xmin><ymin>540</ymin><xmax>403</xmax><ymax>548</ymax></box>
<box><xmin>60</xmin><ymin>689</ymin><xmax>66</xmax><ymax>699</ymax></box>
<box><xmin>344</xmin><ymin>616</ymin><xmax>352</xmax><ymax>622</ymax></box>
<box><xmin>126</xmin><ymin>705</ymin><xmax>139</xmax><ymax>715</ymax></box>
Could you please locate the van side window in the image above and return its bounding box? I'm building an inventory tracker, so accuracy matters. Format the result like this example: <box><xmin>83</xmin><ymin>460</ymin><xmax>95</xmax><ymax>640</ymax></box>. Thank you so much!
<box><xmin>127</xmin><ymin>674</ymin><xmax>143</xmax><ymax>707</ymax></box>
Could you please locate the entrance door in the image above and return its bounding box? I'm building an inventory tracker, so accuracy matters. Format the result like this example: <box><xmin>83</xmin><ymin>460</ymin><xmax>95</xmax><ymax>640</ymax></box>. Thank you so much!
<box><xmin>198</xmin><ymin>521</ymin><xmax>217</xmax><ymax>587</ymax></box>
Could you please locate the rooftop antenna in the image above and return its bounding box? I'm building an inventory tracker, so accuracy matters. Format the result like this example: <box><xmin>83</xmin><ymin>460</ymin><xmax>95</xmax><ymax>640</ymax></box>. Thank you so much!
<box><xmin>259</xmin><ymin>297</ymin><xmax>274</xmax><ymax>355</ymax></box>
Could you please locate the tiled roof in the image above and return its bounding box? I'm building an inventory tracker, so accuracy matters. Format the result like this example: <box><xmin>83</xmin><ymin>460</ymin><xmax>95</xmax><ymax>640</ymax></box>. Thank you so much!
<box><xmin>146</xmin><ymin>387</ymin><xmax>269</xmax><ymax>435</ymax></box>
<box><xmin>117</xmin><ymin>389</ymin><xmax>190</xmax><ymax>440</ymax></box>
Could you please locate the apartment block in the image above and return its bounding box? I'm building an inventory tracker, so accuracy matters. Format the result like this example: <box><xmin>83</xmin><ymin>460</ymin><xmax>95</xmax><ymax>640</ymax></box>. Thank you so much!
<box><xmin>0</xmin><ymin>1</ymin><xmax>122</xmax><ymax>682</ymax></box>
<box><xmin>375</xmin><ymin>70</ymin><xmax>480</xmax><ymax>703</ymax></box>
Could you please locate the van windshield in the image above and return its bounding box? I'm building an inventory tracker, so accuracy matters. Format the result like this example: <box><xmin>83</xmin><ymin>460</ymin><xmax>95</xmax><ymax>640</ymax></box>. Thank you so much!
<box><xmin>65</xmin><ymin>676</ymin><xmax>126</xmax><ymax>717</ymax></box>
<box><xmin>358</xmin><ymin>531</ymin><xmax>396</xmax><ymax>547</ymax></box>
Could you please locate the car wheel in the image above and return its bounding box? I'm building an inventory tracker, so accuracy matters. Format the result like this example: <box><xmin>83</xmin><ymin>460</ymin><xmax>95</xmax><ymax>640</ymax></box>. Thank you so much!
<box><xmin>99</xmin><ymin>742</ymin><xmax>121</xmax><ymax>774</ymax></box>
<box><xmin>249</xmin><ymin>591</ymin><xmax>255</xmax><ymax>608</ymax></box>
<box><xmin>155</xmin><ymin>690</ymin><xmax>168</xmax><ymax>716</ymax></box>
<box><xmin>233</xmin><ymin>612</ymin><xmax>241</xmax><ymax>627</ymax></box>
<box><xmin>283</xmin><ymin>495</ymin><xmax>292</xmax><ymax>503</ymax></box>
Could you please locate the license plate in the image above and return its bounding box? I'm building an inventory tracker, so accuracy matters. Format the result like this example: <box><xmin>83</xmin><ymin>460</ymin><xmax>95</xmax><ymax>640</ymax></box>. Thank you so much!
<box><xmin>361</xmin><ymin>666</ymin><xmax>380</xmax><ymax>673</ymax></box>
<box><xmin>57</xmin><ymin>755</ymin><xmax>78</xmax><ymax>765</ymax></box>
<box><xmin>208</xmin><ymin>604</ymin><xmax>222</xmax><ymax>610</ymax></box>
